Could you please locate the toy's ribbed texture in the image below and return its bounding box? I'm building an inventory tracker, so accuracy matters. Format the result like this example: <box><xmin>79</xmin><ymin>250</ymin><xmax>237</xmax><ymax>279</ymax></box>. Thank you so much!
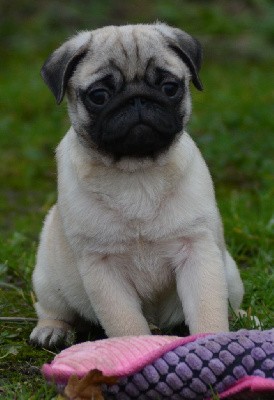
<box><xmin>42</xmin><ymin>329</ymin><xmax>274</xmax><ymax>399</ymax></box>
<box><xmin>102</xmin><ymin>330</ymin><xmax>274</xmax><ymax>399</ymax></box>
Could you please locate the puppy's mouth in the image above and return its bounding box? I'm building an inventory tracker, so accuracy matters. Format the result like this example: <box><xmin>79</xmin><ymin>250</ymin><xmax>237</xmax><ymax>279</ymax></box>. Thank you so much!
<box><xmin>100</xmin><ymin>121</ymin><xmax>178</xmax><ymax>160</ymax></box>
<box><xmin>128</xmin><ymin>124</ymin><xmax>157</xmax><ymax>143</ymax></box>
<box><xmin>107</xmin><ymin>123</ymin><xmax>161</xmax><ymax>157</ymax></box>
<box><xmin>102</xmin><ymin>121</ymin><xmax>158</xmax><ymax>144</ymax></box>
<box><xmin>98</xmin><ymin>125</ymin><xmax>155</xmax><ymax>159</ymax></box>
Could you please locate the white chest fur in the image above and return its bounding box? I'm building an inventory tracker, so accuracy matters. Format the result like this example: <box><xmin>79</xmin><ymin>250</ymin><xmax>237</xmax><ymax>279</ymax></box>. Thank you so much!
<box><xmin>56</xmin><ymin>128</ymin><xmax>219</xmax><ymax>268</ymax></box>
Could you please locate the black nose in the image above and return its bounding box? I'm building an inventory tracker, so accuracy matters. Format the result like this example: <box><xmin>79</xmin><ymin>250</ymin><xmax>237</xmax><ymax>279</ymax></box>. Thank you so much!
<box><xmin>129</xmin><ymin>97</ymin><xmax>148</xmax><ymax>108</ymax></box>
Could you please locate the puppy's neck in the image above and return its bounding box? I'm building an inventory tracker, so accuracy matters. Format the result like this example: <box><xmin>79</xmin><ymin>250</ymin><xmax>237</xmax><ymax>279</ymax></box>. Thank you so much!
<box><xmin>70</xmin><ymin>127</ymin><xmax>185</xmax><ymax>173</ymax></box>
<box><xmin>98</xmin><ymin>151</ymin><xmax>174</xmax><ymax>172</ymax></box>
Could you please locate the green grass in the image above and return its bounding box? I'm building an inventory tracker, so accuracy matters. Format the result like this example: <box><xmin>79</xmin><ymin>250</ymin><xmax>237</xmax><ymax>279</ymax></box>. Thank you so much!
<box><xmin>0</xmin><ymin>0</ymin><xmax>273</xmax><ymax>398</ymax></box>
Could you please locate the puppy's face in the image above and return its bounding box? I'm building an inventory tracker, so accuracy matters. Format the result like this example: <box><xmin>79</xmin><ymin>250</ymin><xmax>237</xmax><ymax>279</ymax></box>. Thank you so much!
<box><xmin>42</xmin><ymin>24</ymin><xmax>203</xmax><ymax>160</ymax></box>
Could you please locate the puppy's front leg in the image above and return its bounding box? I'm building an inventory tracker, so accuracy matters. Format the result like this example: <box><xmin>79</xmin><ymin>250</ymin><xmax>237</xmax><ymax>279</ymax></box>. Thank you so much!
<box><xmin>175</xmin><ymin>232</ymin><xmax>229</xmax><ymax>334</ymax></box>
<box><xmin>79</xmin><ymin>255</ymin><xmax>151</xmax><ymax>337</ymax></box>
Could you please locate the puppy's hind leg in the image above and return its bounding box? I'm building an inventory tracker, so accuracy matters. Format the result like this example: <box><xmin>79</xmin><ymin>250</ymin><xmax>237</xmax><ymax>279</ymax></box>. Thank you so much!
<box><xmin>30</xmin><ymin>205</ymin><xmax>77</xmax><ymax>349</ymax></box>
<box><xmin>224</xmin><ymin>251</ymin><xmax>244</xmax><ymax>312</ymax></box>
<box><xmin>225</xmin><ymin>251</ymin><xmax>260</xmax><ymax>328</ymax></box>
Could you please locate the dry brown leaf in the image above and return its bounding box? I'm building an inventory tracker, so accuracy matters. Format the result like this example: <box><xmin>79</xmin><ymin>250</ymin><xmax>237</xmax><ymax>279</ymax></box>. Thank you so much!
<box><xmin>64</xmin><ymin>369</ymin><xmax>117</xmax><ymax>400</ymax></box>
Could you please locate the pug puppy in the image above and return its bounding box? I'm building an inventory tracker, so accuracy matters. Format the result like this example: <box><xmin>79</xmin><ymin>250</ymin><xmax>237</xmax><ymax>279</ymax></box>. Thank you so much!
<box><xmin>30</xmin><ymin>23</ymin><xmax>244</xmax><ymax>349</ymax></box>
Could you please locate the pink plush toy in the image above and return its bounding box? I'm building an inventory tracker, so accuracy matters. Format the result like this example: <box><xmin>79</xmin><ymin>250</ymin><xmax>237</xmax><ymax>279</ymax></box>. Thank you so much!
<box><xmin>43</xmin><ymin>329</ymin><xmax>274</xmax><ymax>399</ymax></box>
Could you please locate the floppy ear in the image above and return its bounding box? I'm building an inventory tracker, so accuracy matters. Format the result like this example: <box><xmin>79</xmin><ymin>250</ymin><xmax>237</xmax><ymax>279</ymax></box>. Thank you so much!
<box><xmin>41</xmin><ymin>32</ymin><xmax>92</xmax><ymax>104</ymax></box>
<box><xmin>156</xmin><ymin>25</ymin><xmax>203</xmax><ymax>91</ymax></box>
<box><xmin>170</xmin><ymin>28</ymin><xmax>203</xmax><ymax>91</ymax></box>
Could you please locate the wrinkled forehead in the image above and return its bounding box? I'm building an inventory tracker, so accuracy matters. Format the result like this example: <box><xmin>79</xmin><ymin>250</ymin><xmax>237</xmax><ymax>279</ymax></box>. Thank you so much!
<box><xmin>74</xmin><ymin>25</ymin><xmax>190</xmax><ymax>87</ymax></box>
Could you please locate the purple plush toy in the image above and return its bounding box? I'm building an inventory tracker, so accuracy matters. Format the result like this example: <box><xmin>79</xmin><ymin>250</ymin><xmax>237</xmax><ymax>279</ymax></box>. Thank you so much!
<box><xmin>43</xmin><ymin>329</ymin><xmax>274</xmax><ymax>399</ymax></box>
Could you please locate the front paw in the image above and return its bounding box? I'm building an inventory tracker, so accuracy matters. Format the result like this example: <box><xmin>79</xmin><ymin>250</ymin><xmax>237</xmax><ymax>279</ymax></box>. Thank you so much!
<box><xmin>30</xmin><ymin>321</ymin><xmax>74</xmax><ymax>349</ymax></box>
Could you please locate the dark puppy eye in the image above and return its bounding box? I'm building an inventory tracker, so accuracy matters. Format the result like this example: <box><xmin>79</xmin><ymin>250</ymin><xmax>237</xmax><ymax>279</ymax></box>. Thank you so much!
<box><xmin>161</xmin><ymin>82</ymin><xmax>179</xmax><ymax>97</ymax></box>
<box><xmin>87</xmin><ymin>89</ymin><xmax>110</xmax><ymax>106</ymax></box>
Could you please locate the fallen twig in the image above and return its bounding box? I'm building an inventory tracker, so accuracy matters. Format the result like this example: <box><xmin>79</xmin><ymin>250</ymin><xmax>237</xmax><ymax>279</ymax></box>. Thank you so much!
<box><xmin>0</xmin><ymin>281</ymin><xmax>22</xmax><ymax>291</ymax></box>
<box><xmin>0</xmin><ymin>317</ymin><xmax>37</xmax><ymax>322</ymax></box>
